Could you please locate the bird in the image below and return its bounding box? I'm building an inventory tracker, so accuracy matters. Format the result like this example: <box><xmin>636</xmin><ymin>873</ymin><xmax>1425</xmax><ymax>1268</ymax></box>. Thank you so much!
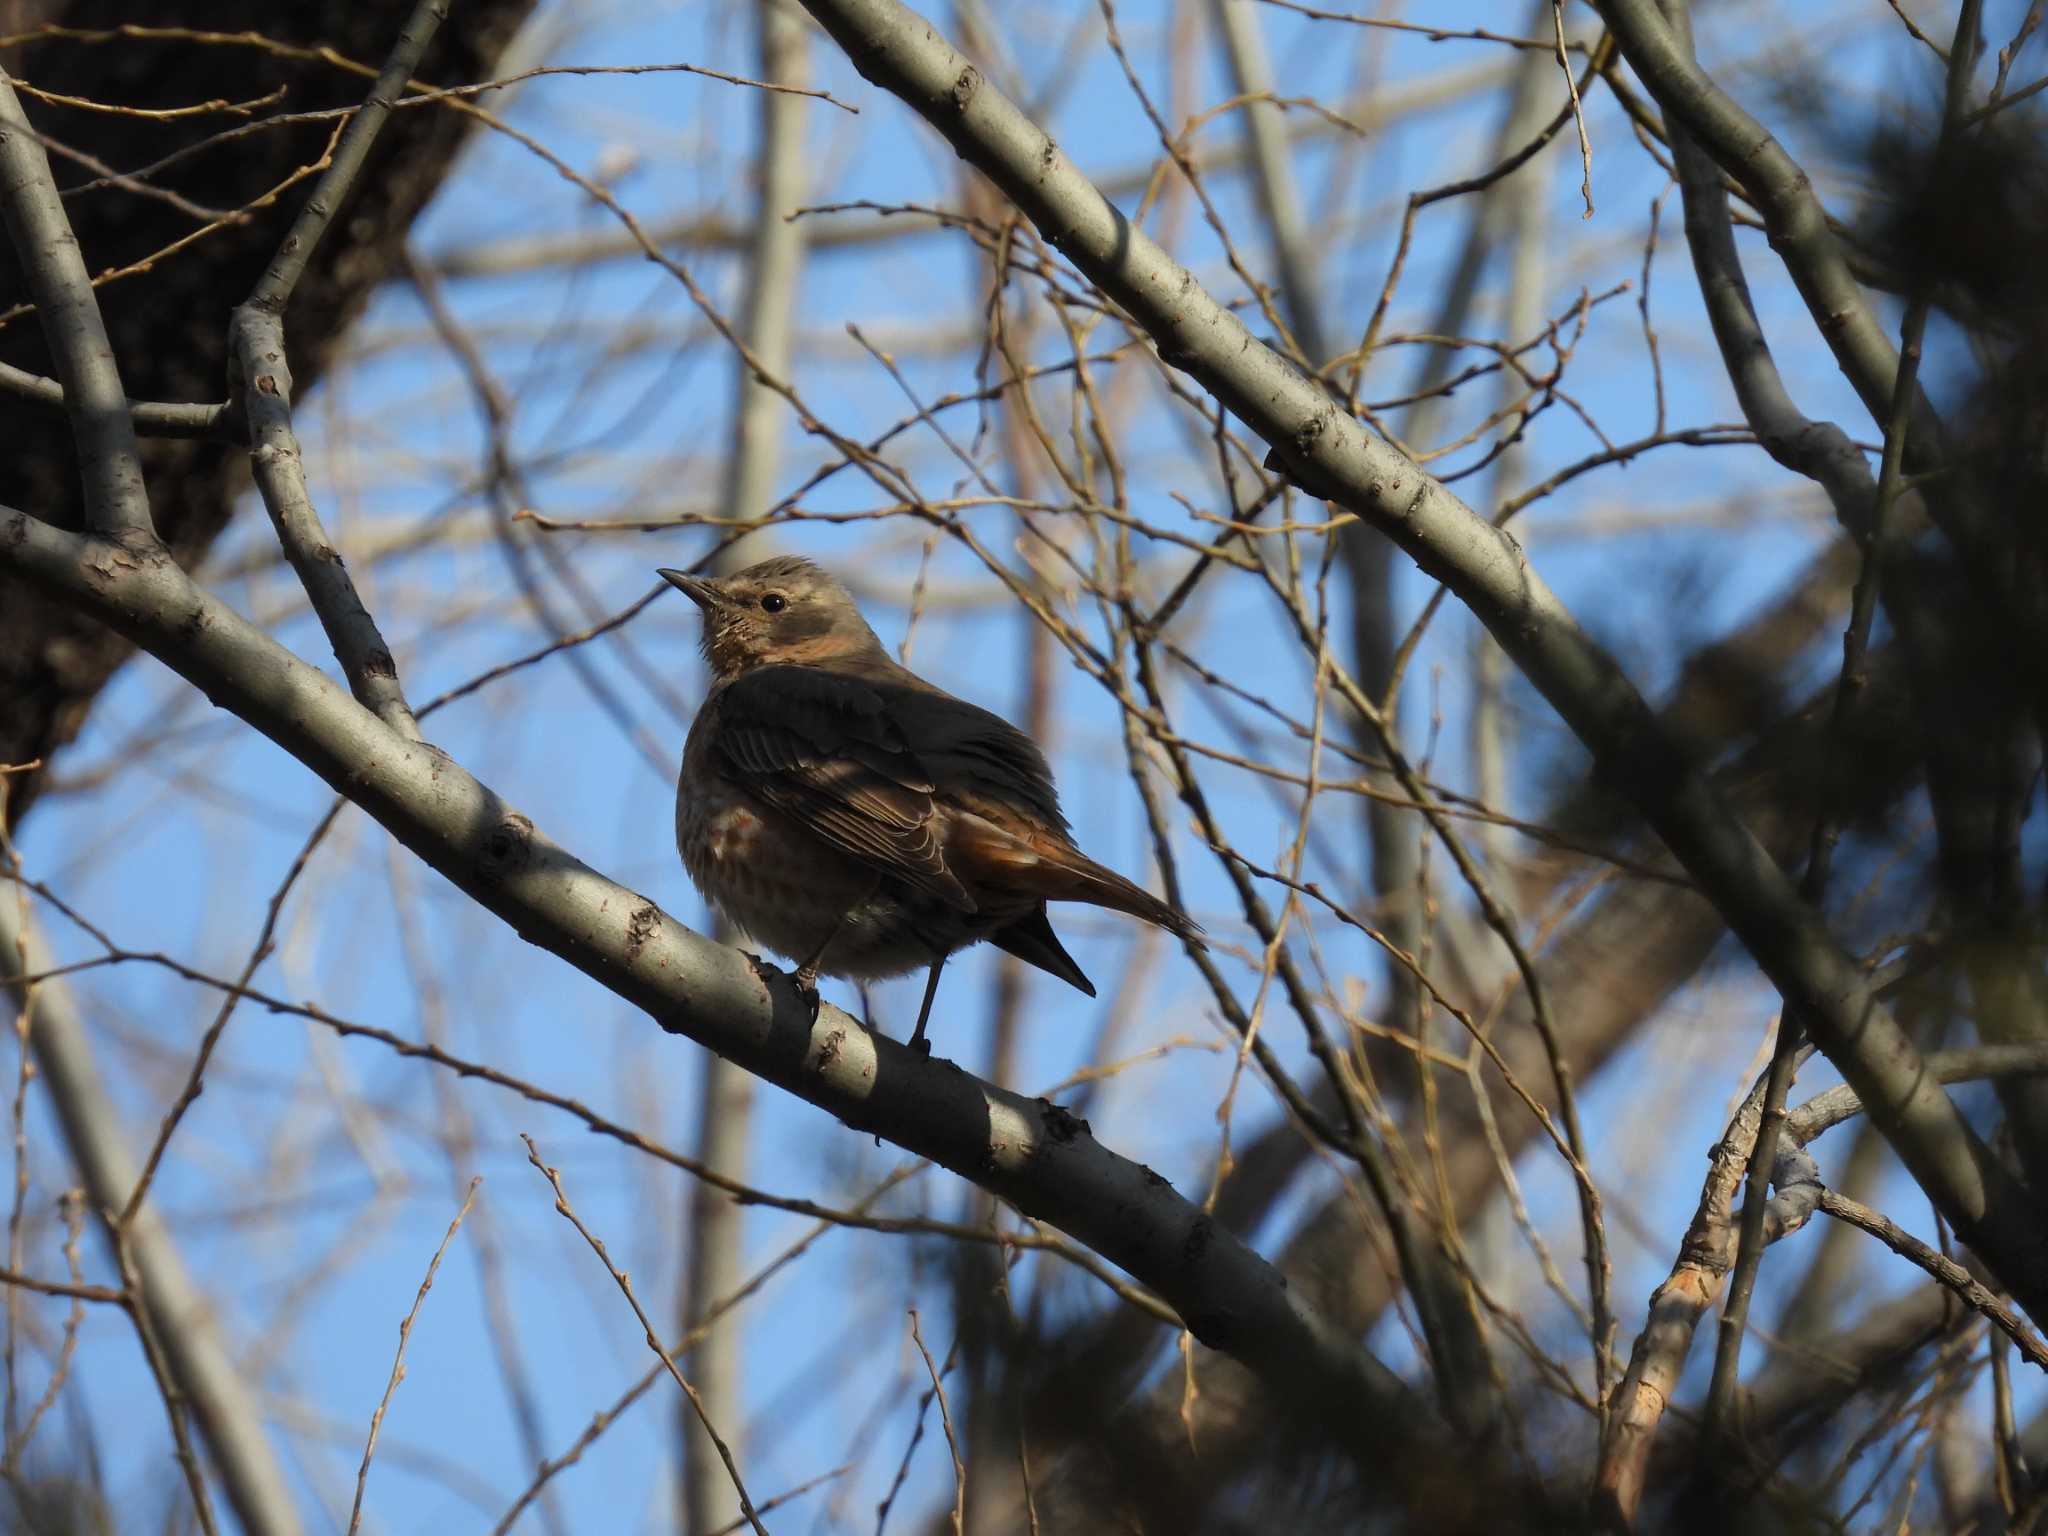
<box><xmin>660</xmin><ymin>555</ymin><xmax>1203</xmax><ymax>1052</ymax></box>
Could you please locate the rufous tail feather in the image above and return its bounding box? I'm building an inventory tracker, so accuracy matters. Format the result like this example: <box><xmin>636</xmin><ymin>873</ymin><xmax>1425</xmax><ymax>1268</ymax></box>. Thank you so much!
<box><xmin>954</xmin><ymin>812</ymin><xmax>1205</xmax><ymax>944</ymax></box>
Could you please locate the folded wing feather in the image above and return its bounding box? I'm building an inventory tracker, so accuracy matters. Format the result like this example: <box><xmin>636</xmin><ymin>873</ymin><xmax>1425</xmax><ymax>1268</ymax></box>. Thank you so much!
<box><xmin>713</xmin><ymin>662</ymin><xmax>1200</xmax><ymax>944</ymax></box>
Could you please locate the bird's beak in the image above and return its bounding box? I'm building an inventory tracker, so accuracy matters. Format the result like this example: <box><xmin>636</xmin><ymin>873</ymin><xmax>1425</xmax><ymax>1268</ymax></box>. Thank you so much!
<box><xmin>657</xmin><ymin>568</ymin><xmax>724</xmax><ymax>611</ymax></box>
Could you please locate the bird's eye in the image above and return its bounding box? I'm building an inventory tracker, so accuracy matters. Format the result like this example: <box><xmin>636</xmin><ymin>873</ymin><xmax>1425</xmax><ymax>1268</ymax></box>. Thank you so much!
<box><xmin>759</xmin><ymin>592</ymin><xmax>787</xmax><ymax>614</ymax></box>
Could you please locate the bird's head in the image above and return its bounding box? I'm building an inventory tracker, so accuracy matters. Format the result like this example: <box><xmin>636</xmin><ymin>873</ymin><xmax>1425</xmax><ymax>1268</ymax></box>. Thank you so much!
<box><xmin>659</xmin><ymin>556</ymin><xmax>885</xmax><ymax>677</ymax></box>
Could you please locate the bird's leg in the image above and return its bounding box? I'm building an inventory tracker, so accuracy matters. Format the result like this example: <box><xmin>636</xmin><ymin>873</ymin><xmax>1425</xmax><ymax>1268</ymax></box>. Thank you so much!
<box><xmin>792</xmin><ymin>913</ymin><xmax>850</xmax><ymax>1018</ymax></box>
<box><xmin>794</xmin><ymin>878</ymin><xmax>880</xmax><ymax>1019</ymax></box>
<box><xmin>906</xmin><ymin>958</ymin><xmax>946</xmax><ymax>1057</ymax></box>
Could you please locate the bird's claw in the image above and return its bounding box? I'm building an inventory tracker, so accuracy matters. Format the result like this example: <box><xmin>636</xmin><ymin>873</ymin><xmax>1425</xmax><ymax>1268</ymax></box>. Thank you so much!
<box><xmin>742</xmin><ymin>952</ymin><xmax>821</xmax><ymax>1021</ymax></box>
<box><xmin>793</xmin><ymin>964</ymin><xmax>822</xmax><ymax>1022</ymax></box>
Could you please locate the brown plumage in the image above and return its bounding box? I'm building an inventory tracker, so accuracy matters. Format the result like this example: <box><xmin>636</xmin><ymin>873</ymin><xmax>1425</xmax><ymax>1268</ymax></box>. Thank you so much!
<box><xmin>660</xmin><ymin>556</ymin><xmax>1202</xmax><ymax>1050</ymax></box>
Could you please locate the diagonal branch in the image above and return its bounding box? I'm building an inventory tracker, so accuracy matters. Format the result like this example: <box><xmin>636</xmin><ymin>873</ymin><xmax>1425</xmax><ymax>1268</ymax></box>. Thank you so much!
<box><xmin>0</xmin><ymin>895</ymin><xmax>302</xmax><ymax>1536</ymax></box>
<box><xmin>1590</xmin><ymin>0</ymin><xmax>1912</xmax><ymax>433</ymax></box>
<box><xmin>785</xmin><ymin>0</ymin><xmax>2048</xmax><ymax>1319</ymax></box>
<box><xmin>1655</xmin><ymin>2</ymin><xmax>1876</xmax><ymax>533</ymax></box>
<box><xmin>230</xmin><ymin>306</ymin><xmax>425</xmax><ymax>740</ymax></box>
<box><xmin>0</xmin><ymin>506</ymin><xmax>1457</xmax><ymax>1486</ymax></box>
<box><xmin>224</xmin><ymin>0</ymin><xmax>451</xmax><ymax>742</ymax></box>
<box><xmin>244</xmin><ymin>0</ymin><xmax>454</xmax><ymax>316</ymax></box>
<box><xmin>0</xmin><ymin>75</ymin><xmax>152</xmax><ymax>537</ymax></box>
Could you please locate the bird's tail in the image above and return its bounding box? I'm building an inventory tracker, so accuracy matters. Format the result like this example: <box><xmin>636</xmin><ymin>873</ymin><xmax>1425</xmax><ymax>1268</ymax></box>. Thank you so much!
<box><xmin>1048</xmin><ymin>849</ymin><xmax>1206</xmax><ymax>944</ymax></box>
<box><xmin>958</xmin><ymin>814</ymin><xmax>1204</xmax><ymax>945</ymax></box>
<box><xmin>987</xmin><ymin>906</ymin><xmax>1097</xmax><ymax>996</ymax></box>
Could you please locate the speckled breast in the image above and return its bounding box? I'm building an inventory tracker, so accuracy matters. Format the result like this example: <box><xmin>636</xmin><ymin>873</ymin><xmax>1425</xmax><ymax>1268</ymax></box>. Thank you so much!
<box><xmin>674</xmin><ymin>716</ymin><xmax>936</xmax><ymax>978</ymax></box>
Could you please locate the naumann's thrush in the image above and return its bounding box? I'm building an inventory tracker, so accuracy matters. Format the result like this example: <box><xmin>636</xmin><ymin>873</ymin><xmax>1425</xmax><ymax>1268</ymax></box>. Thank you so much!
<box><xmin>661</xmin><ymin>556</ymin><xmax>1203</xmax><ymax>1051</ymax></box>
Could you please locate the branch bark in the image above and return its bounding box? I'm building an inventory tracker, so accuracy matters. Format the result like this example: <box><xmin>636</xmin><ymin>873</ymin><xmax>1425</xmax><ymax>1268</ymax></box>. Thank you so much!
<box><xmin>0</xmin><ymin>895</ymin><xmax>302</xmax><ymax>1536</ymax></box>
<box><xmin>0</xmin><ymin>0</ymin><xmax>538</xmax><ymax>822</ymax></box>
<box><xmin>785</xmin><ymin>0</ymin><xmax>2048</xmax><ymax>1322</ymax></box>
<box><xmin>0</xmin><ymin>507</ymin><xmax>1436</xmax><ymax>1473</ymax></box>
<box><xmin>0</xmin><ymin>72</ymin><xmax>151</xmax><ymax>536</ymax></box>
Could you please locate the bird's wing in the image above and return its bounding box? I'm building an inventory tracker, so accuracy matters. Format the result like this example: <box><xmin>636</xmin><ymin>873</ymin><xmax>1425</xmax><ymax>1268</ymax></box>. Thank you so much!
<box><xmin>841</xmin><ymin>668</ymin><xmax>1200</xmax><ymax>941</ymax></box>
<box><xmin>711</xmin><ymin>666</ymin><xmax>975</xmax><ymax>910</ymax></box>
<box><xmin>877</xmin><ymin>683</ymin><xmax>1071</xmax><ymax>835</ymax></box>
<box><xmin>811</xmin><ymin>652</ymin><xmax>1071</xmax><ymax>833</ymax></box>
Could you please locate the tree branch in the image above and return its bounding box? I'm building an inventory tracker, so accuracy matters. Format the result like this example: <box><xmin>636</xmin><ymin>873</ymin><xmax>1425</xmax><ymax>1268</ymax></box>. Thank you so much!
<box><xmin>0</xmin><ymin>359</ymin><xmax>235</xmax><ymax>441</ymax></box>
<box><xmin>1590</xmin><ymin>0</ymin><xmax>1912</xmax><ymax>433</ymax></box>
<box><xmin>243</xmin><ymin>0</ymin><xmax>454</xmax><ymax>316</ymax></box>
<box><xmin>230</xmin><ymin>307</ymin><xmax>424</xmax><ymax>740</ymax></box>
<box><xmin>0</xmin><ymin>506</ymin><xmax>1438</xmax><ymax>1473</ymax></box>
<box><xmin>1654</xmin><ymin>1</ymin><xmax>1876</xmax><ymax>534</ymax></box>
<box><xmin>0</xmin><ymin>894</ymin><xmax>302</xmax><ymax>1536</ymax></box>
<box><xmin>786</xmin><ymin>0</ymin><xmax>2048</xmax><ymax>1321</ymax></box>
<box><xmin>224</xmin><ymin>0</ymin><xmax>452</xmax><ymax>741</ymax></box>
<box><xmin>0</xmin><ymin>74</ymin><xmax>152</xmax><ymax>536</ymax></box>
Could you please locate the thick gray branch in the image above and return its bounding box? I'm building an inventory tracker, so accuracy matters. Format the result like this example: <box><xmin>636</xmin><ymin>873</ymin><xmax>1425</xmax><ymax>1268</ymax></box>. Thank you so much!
<box><xmin>1594</xmin><ymin>0</ymin><xmax>1908</xmax><ymax>430</ymax></box>
<box><xmin>0</xmin><ymin>898</ymin><xmax>302</xmax><ymax>1536</ymax></box>
<box><xmin>230</xmin><ymin>307</ymin><xmax>423</xmax><ymax>740</ymax></box>
<box><xmin>0</xmin><ymin>509</ymin><xmax>1430</xmax><ymax>1462</ymax></box>
<box><xmin>787</xmin><ymin>0</ymin><xmax>2048</xmax><ymax>1316</ymax></box>
<box><xmin>245</xmin><ymin>0</ymin><xmax>452</xmax><ymax>315</ymax></box>
<box><xmin>1657</xmin><ymin>2</ymin><xmax>1876</xmax><ymax>532</ymax></box>
<box><xmin>0</xmin><ymin>75</ymin><xmax>152</xmax><ymax>536</ymax></box>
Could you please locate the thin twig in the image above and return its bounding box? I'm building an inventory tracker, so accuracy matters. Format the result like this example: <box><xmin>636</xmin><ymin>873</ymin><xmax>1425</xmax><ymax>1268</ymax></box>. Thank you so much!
<box><xmin>1552</xmin><ymin>0</ymin><xmax>1595</xmax><ymax>215</ymax></box>
<box><xmin>0</xmin><ymin>1262</ymin><xmax>123</xmax><ymax>1305</ymax></box>
<box><xmin>1818</xmin><ymin>1189</ymin><xmax>2048</xmax><ymax>1373</ymax></box>
<box><xmin>120</xmin><ymin>801</ymin><xmax>345</xmax><ymax>1226</ymax></box>
<box><xmin>907</xmin><ymin>1311</ymin><xmax>965</xmax><ymax>1536</ymax></box>
<box><xmin>346</xmin><ymin>1177</ymin><xmax>480</xmax><ymax>1536</ymax></box>
<box><xmin>4</xmin><ymin>1192</ymin><xmax>91</xmax><ymax>1471</ymax></box>
<box><xmin>109</xmin><ymin>1222</ymin><xmax>221</xmax><ymax>1536</ymax></box>
<box><xmin>521</xmin><ymin>1137</ymin><xmax>770</xmax><ymax>1536</ymax></box>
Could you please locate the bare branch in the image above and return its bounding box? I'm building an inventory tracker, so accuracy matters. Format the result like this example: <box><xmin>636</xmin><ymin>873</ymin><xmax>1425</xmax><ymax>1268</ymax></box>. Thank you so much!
<box><xmin>346</xmin><ymin>1177</ymin><xmax>480</xmax><ymax>1536</ymax></box>
<box><xmin>230</xmin><ymin>306</ymin><xmax>425</xmax><ymax>739</ymax></box>
<box><xmin>0</xmin><ymin>872</ymin><xmax>302</xmax><ymax>1536</ymax></box>
<box><xmin>0</xmin><ymin>358</ymin><xmax>234</xmax><ymax>439</ymax></box>
<box><xmin>523</xmin><ymin>1138</ymin><xmax>769</xmax><ymax>1536</ymax></box>
<box><xmin>0</xmin><ymin>505</ymin><xmax>1438</xmax><ymax>1470</ymax></box>
<box><xmin>1819</xmin><ymin>1189</ymin><xmax>2048</xmax><ymax>1374</ymax></box>
<box><xmin>786</xmin><ymin>0</ymin><xmax>2048</xmax><ymax>1322</ymax></box>
<box><xmin>0</xmin><ymin>75</ymin><xmax>152</xmax><ymax>535</ymax></box>
<box><xmin>243</xmin><ymin>0</ymin><xmax>451</xmax><ymax>315</ymax></box>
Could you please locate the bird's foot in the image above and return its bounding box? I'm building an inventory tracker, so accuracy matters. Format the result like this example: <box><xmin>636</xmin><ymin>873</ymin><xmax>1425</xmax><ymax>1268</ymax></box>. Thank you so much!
<box><xmin>741</xmin><ymin>952</ymin><xmax>823</xmax><ymax>1022</ymax></box>
<box><xmin>793</xmin><ymin>963</ymin><xmax>822</xmax><ymax>1022</ymax></box>
<box><xmin>907</xmin><ymin>1024</ymin><xmax>933</xmax><ymax>1058</ymax></box>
